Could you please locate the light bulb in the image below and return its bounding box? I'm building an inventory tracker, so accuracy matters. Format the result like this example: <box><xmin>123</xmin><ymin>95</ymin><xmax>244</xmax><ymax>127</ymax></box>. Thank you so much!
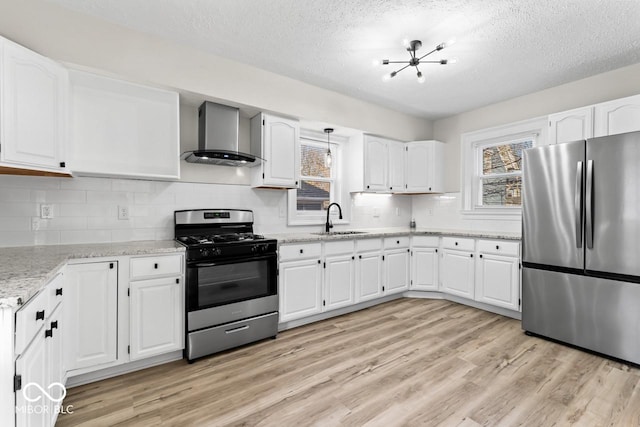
<box><xmin>325</xmin><ymin>150</ymin><xmax>333</xmax><ymax>168</ymax></box>
<box><xmin>448</xmin><ymin>57</ymin><xmax>458</xmax><ymax>64</ymax></box>
<box><xmin>445</xmin><ymin>38</ymin><xmax>457</xmax><ymax>47</ymax></box>
<box><xmin>382</xmin><ymin>73</ymin><xmax>391</xmax><ymax>82</ymax></box>
<box><xmin>372</xmin><ymin>59</ymin><xmax>381</xmax><ymax>67</ymax></box>
<box><xmin>417</xmin><ymin>71</ymin><xmax>425</xmax><ymax>84</ymax></box>
<box><xmin>402</xmin><ymin>38</ymin><xmax>410</xmax><ymax>48</ymax></box>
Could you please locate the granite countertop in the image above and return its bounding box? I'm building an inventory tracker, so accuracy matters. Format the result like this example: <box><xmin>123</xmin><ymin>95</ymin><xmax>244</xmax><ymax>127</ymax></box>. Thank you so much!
<box><xmin>266</xmin><ymin>227</ymin><xmax>521</xmax><ymax>244</ymax></box>
<box><xmin>0</xmin><ymin>240</ymin><xmax>185</xmax><ymax>309</ymax></box>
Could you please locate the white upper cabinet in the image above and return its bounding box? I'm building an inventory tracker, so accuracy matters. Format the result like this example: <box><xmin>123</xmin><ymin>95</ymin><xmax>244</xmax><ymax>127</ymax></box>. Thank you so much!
<box><xmin>68</xmin><ymin>70</ymin><xmax>180</xmax><ymax>179</ymax></box>
<box><xmin>363</xmin><ymin>135</ymin><xmax>389</xmax><ymax>191</ymax></box>
<box><xmin>548</xmin><ymin>106</ymin><xmax>594</xmax><ymax>144</ymax></box>
<box><xmin>594</xmin><ymin>94</ymin><xmax>640</xmax><ymax>137</ymax></box>
<box><xmin>387</xmin><ymin>140</ymin><xmax>405</xmax><ymax>192</ymax></box>
<box><xmin>251</xmin><ymin>113</ymin><xmax>300</xmax><ymax>188</ymax></box>
<box><xmin>405</xmin><ymin>140</ymin><xmax>444</xmax><ymax>193</ymax></box>
<box><xmin>0</xmin><ymin>36</ymin><xmax>69</xmax><ymax>174</ymax></box>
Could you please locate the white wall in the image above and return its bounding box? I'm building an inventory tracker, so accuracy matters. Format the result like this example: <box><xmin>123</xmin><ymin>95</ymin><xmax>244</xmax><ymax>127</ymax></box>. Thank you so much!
<box><xmin>0</xmin><ymin>0</ymin><xmax>432</xmax><ymax>187</ymax></box>
<box><xmin>0</xmin><ymin>175</ymin><xmax>411</xmax><ymax>247</ymax></box>
<box><xmin>435</xmin><ymin>62</ymin><xmax>640</xmax><ymax>192</ymax></box>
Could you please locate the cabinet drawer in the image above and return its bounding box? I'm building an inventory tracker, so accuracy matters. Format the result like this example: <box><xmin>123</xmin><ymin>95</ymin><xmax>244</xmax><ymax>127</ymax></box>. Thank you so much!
<box><xmin>442</xmin><ymin>237</ymin><xmax>474</xmax><ymax>251</ymax></box>
<box><xmin>15</xmin><ymin>276</ymin><xmax>56</xmax><ymax>355</ymax></box>
<box><xmin>324</xmin><ymin>240</ymin><xmax>355</xmax><ymax>255</ymax></box>
<box><xmin>130</xmin><ymin>254</ymin><xmax>183</xmax><ymax>279</ymax></box>
<box><xmin>356</xmin><ymin>238</ymin><xmax>382</xmax><ymax>252</ymax></box>
<box><xmin>279</xmin><ymin>243</ymin><xmax>322</xmax><ymax>261</ymax></box>
<box><xmin>477</xmin><ymin>240</ymin><xmax>520</xmax><ymax>256</ymax></box>
<box><xmin>384</xmin><ymin>236</ymin><xmax>410</xmax><ymax>248</ymax></box>
<box><xmin>412</xmin><ymin>235</ymin><xmax>439</xmax><ymax>247</ymax></box>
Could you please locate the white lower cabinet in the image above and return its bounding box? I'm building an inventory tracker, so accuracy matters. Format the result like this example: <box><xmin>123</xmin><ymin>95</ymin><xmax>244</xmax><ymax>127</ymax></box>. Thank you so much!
<box><xmin>324</xmin><ymin>254</ymin><xmax>355</xmax><ymax>311</ymax></box>
<box><xmin>129</xmin><ymin>276</ymin><xmax>184</xmax><ymax>361</ymax></box>
<box><xmin>475</xmin><ymin>240</ymin><xmax>521</xmax><ymax>311</ymax></box>
<box><xmin>15</xmin><ymin>327</ymin><xmax>48</xmax><ymax>427</ymax></box>
<box><xmin>384</xmin><ymin>249</ymin><xmax>410</xmax><ymax>294</ymax></box>
<box><xmin>356</xmin><ymin>251</ymin><xmax>383</xmax><ymax>302</ymax></box>
<box><xmin>440</xmin><ymin>249</ymin><xmax>475</xmax><ymax>299</ymax></box>
<box><xmin>279</xmin><ymin>257</ymin><xmax>323</xmax><ymax>322</ymax></box>
<box><xmin>411</xmin><ymin>236</ymin><xmax>439</xmax><ymax>291</ymax></box>
<box><xmin>64</xmin><ymin>261</ymin><xmax>118</xmax><ymax>371</ymax></box>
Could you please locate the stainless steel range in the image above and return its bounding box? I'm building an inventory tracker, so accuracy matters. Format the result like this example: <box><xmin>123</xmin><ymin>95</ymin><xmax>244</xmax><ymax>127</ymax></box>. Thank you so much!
<box><xmin>174</xmin><ymin>209</ymin><xmax>278</xmax><ymax>362</ymax></box>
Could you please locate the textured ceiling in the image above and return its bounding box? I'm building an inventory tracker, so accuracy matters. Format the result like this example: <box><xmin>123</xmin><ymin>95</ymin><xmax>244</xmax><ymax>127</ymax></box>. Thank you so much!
<box><xmin>48</xmin><ymin>0</ymin><xmax>640</xmax><ymax>119</ymax></box>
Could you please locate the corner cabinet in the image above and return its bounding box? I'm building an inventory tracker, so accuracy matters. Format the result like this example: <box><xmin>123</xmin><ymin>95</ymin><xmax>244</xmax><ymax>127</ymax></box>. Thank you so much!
<box><xmin>405</xmin><ymin>141</ymin><xmax>444</xmax><ymax>193</ymax></box>
<box><xmin>68</xmin><ymin>70</ymin><xmax>180</xmax><ymax>179</ymax></box>
<box><xmin>0</xmin><ymin>36</ymin><xmax>69</xmax><ymax>175</ymax></box>
<box><xmin>548</xmin><ymin>106</ymin><xmax>594</xmax><ymax>145</ymax></box>
<box><xmin>251</xmin><ymin>113</ymin><xmax>300</xmax><ymax>188</ymax></box>
<box><xmin>594</xmin><ymin>94</ymin><xmax>640</xmax><ymax>137</ymax></box>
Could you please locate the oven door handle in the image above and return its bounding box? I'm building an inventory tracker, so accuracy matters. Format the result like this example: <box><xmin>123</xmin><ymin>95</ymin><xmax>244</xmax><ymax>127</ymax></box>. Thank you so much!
<box><xmin>191</xmin><ymin>254</ymin><xmax>276</xmax><ymax>268</ymax></box>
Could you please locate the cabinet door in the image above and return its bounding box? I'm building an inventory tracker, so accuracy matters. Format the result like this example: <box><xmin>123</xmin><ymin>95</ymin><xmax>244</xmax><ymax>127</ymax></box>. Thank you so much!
<box><xmin>387</xmin><ymin>141</ymin><xmax>405</xmax><ymax>192</ymax></box>
<box><xmin>47</xmin><ymin>305</ymin><xmax>64</xmax><ymax>427</ymax></box>
<box><xmin>594</xmin><ymin>94</ymin><xmax>640</xmax><ymax>137</ymax></box>
<box><xmin>130</xmin><ymin>276</ymin><xmax>184</xmax><ymax>361</ymax></box>
<box><xmin>1</xmin><ymin>37</ymin><xmax>67</xmax><ymax>171</ymax></box>
<box><xmin>405</xmin><ymin>142</ymin><xmax>429</xmax><ymax>192</ymax></box>
<box><xmin>363</xmin><ymin>136</ymin><xmax>388</xmax><ymax>191</ymax></box>
<box><xmin>440</xmin><ymin>249</ymin><xmax>475</xmax><ymax>299</ymax></box>
<box><xmin>548</xmin><ymin>107</ymin><xmax>594</xmax><ymax>144</ymax></box>
<box><xmin>476</xmin><ymin>253</ymin><xmax>520</xmax><ymax>311</ymax></box>
<box><xmin>411</xmin><ymin>247</ymin><xmax>439</xmax><ymax>291</ymax></box>
<box><xmin>279</xmin><ymin>259</ymin><xmax>322</xmax><ymax>322</ymax></box>
<box><xmin>324</xmin><ymin>254</ymin><xmax>354</xmax><ymax>311</ymax></box>
<box><xmin>356</xmin><ymin>252</ymin><xmax>383</xmax><ymax>302</ymax></box>
<box><xmin>69</xmin><ymin>70</ymin><xmax>180</xmax><ymax>179</ymax></box>
<box><xmin>384</xmin><ymin>249</ymin><xmax>410</xmax><ymax>294</ymax></box>
<box><xmin>64</xmin><ymin>262</ymin><xmax>118</xmax><ymax>371</ymax></box>
<box><xmin>262</xmin><ymin>114</ymin><xmax>300</xmax><ymax>187</ymax></box>
<box><xmin>15</xmin><ymin>327</ymin><xmax>49</xmax><ymax>427</ymax></box>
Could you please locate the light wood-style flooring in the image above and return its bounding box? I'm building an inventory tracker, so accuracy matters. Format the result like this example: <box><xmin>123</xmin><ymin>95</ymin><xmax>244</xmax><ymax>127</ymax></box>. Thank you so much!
<box><xmin>57</xmin><ymin>299</ymin><xmax>640</xmax><ymax>426</ymax></box>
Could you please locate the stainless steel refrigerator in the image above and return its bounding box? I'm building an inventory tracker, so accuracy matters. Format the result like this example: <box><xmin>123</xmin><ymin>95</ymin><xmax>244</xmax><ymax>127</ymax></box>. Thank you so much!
<box><xmin>522</xmin><ymin>130</ymin><xmax>640</xmax><ymax>365</ymax></box>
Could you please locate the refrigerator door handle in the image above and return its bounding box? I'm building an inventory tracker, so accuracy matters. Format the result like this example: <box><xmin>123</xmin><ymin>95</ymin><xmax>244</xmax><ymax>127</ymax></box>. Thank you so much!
<box><xmin>585</xmin><ymin>160</ymin><xmax>594</xmax><ymax>249</ymax></box>
<box><xmin>575</xmin><ymin>161</ymin><xmax>584</xmax><ymax>248</ymax></box>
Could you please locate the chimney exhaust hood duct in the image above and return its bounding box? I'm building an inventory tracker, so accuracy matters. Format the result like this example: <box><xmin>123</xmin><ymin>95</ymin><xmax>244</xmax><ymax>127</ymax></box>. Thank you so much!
<box><xmin>181</xmin><ymin>101</ymin><xmax>259</xmax><ymax>167</ymax></box>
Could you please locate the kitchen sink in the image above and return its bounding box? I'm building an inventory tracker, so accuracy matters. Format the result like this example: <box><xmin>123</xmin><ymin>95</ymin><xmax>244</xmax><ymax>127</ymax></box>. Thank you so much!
<box><xmin>312</xmin><ymin>231</ymin><xmax>368</xmax><ymax>236</ymax></box>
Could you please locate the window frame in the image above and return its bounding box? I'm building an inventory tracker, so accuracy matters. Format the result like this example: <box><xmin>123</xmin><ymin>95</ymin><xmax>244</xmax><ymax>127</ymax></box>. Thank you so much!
<box><xmin>287</xmin><ymin>130</ymin><xmax>348</xmax><ymax>226</ymax></box>
<box><xmin>461</xmin><ymin>117</ymin><xmax>547</xmax><ymax>219</ymax></box>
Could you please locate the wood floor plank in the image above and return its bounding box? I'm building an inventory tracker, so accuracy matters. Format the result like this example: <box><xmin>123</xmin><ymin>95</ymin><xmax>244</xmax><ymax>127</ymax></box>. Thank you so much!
<box><xmin>57</xmin><ymin>299</ymin><xmax>640</xmax><ymax>427</ymax></box>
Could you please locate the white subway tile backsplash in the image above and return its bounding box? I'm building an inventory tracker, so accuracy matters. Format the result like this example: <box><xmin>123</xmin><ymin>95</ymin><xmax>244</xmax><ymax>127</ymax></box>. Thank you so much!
<box><xmin>0</xmin><ymin>217</ymin><xmax>30</xmax><ymax>232</ymax></box>
<box><xmin>1</xmin><ymin>203</ymin><xmax>40</xmax><ymax>218</ymax></box>
<box><xmin>60</xmin><ymin>230</ymin><xmax>112</xmax><ymax>245</ymax></box>
<box><xmin>32</xmin><ymin>217</ymin><xmax>87</xmax><ymax>231</ymax></box>
<box><xmin>59</xmin><ymin>177</ymin><xmax>112</xmax><ymax>191</ymax></box>
<box><xmin>112</xmin><ymin>179</ymin><xmax>153</xmax><ymax>193</ymax></box>
<box><xmin>87</xmin><ymin>217</ymin><xmax>133</xmax><ymax>230</ymax></box>
<box><xmin>0</xmin><ymin>188</ymin><xmax>31</xmax><ymax>202</ymax></box>
<box><xmin>0</xmin><ymin>175</ymin><xmax>61</xmax><ymax>189</ymax></box>
<box><xmin>31</xmin><ymin>189</ymin><xmax>86</xmax><ymax>204</ymax></box>
<box><xmin>86</xmin><ymin>191</ymin><xmax>134</xmax><ymax>204</ymax></box>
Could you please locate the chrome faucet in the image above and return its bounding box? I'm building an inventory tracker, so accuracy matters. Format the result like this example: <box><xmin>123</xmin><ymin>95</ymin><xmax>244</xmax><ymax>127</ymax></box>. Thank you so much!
<box><xmin>325</xmin><ymin>203</ymin><xmax>343</xmax><ymax>233</ymax></box>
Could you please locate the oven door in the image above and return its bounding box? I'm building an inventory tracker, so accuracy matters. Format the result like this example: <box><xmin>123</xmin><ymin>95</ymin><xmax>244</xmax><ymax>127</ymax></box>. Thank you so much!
<box><xmin>186</xmin><ymin>253</ymin><xmax>277</xmax><ymax>312</ymax></box>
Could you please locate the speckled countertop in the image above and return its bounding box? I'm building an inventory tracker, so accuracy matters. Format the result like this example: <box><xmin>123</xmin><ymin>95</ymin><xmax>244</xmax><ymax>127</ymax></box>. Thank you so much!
<box><xmin>265</xmin><ymin>227</ymin><xmax>521</xmax><ymax>244</ymax></box>
<box><xmin>0</xmin><ymin>241</ymin><xmax>185</xmax><ymax>309</ymax></box>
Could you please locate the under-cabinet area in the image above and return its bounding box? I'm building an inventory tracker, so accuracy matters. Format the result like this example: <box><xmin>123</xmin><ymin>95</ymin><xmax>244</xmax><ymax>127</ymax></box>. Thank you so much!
<box><xmin>277</xmin><ymin>232</ymin><xmax>521</xmax><ymax>329</ymax></box>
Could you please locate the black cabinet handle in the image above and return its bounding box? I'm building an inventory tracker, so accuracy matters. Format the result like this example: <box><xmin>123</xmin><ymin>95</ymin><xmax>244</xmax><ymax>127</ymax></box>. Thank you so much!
<box><xmin>455</xmin><ymin>242</ymin><xmax>458</xmax><ymax>246</ymax></box>
<box><xmin>496</xmin><ymin>245</ymin><xmax>500</xmax><ymax>250</ymax></box>
<box><xmin>295</xmin><ymin>181</ymin><xmax>299</xmax><ymax>185</ymax></box>
<box><xmin>300</xmin><ymin>249</ymin><xmax>304</xmax><ymax>254</ymax></box>
<box><xmin>352</xmin><ymin>256</ymin><xmax>355</xmax><ymax>260</ymax></box>
<box><xmin>59</xmin><ymin>162</ymin><xmax>66</xmax><ymax>168</ymax></box>
<box><xmin>45</xmin><ymin>329</ymin><xmax>53</xmax><ymax>338</ymax></box>
<box><xmin>317</xmin><ymin>260</ymin><xmax>321</xmax><ymax>264</ymax></box>
<box><xmin>51</xmin><ymin>320</ymin><xmax>58</xmax><ymax>329</ymax></box>
<box><xmin>429</xmin><ymin>187</ymin><xmax>432</xmax><ymax>191</ymax></box>
<box><xmin>55</xmin><ymin>288</ymin><xmax>63</xmax><ymax>296</ymax></box>
<box><xmin>435</xmin><ymin>249</ymin><xmax>438</xmax><ymax>253</ymax></box>
<box><xmin>389</xmin><ymin>187</ymin><xmax>392</xmax><ymax>190</ymax></box>
<box><xmin>154</xmin><ymin>263</ymin><xmax>159</xmax><ymax>269</ymax></box>
<box><xmin>470</xmin><ymin>254</ymin><xmax>474</xmax><ymax>258</ymax></box>
<box><xmin>36</xmin><ymin>310</ymin><xmax>45</xmax><ymax>321</ymax></box>
<box><xmin>397</xmin><ymin>240</ymin><xmax>400</xmax><ymax>244</ymax></box>
<box><xmin>359</xmin><ymin>255</ymin><xmax>362</xmax><ymax>259</ymax></box>
<box><xmin>407</xmin><ymin>249</ymin><xmax>410</xmax><ymax>252</ymax></box>
<box><xmin>367</xmin><ymin>185</ymin><xmax>370</xmax><ymax>189</ymax></box>
<box><xmin>382</xmin><ymin>286</ymin><xmax>385</xmax><ymax>291</ymax></box>
<box><xmin>479</xmin><ymin>254</ymin><xmax>483</xmax><ymax>258</ymax></box>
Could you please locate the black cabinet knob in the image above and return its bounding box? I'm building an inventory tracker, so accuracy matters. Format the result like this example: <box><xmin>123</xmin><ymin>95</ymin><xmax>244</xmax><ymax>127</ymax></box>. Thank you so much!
<box><xmin>55</xmin><ymin>288</ymin><xmax>63</xmax><ymax>296</ymax></box>
<box><xmin>59</xmin><ymin>161</ymin><xmax>66</xmax><ymax>168</ymax></box>
<box><xmin>45</xmin><ymin>329</ymin><xmax>53</xmax><ymax>338</ymax></box>
<box><xmin>36</xmin><ymin>310</ymin><xmax>45</xmax><ymax>321</ymax></box>
<box><xmin>51</xmin><ymin>320</ymin><xmax>58</xmax><ymax>329</ymax></box>
<box><xmin>455</xmin><ymin>242</ymin><xmax>458</xmax><ymax>246</ymax></box>
<box><xmin>352</xmin><ymin>256</ymin><xmax>355</xmax><ymax>260</ymax></box>
<box><xmin>154</xmin><ymin>263</ymin><xmax>159</xmax><ymax>269</ymax></box>
<box><xmin>470</xmin><ymin>254</ymin><xmax>474</xmax><ymax>258</ymax></box>
<box><xmin>479</xmin><ymin>254</ymin><xmax>483</xmax><ymax>258</ymax></box>
<box><xmin>300</xmin><ymin>249</ymin><xmax>304</xmax><ymax>254</ymax></box>
<box><xmin>496</xmin><ymin>245</ymin><xmax>500</xmax><ymax>250</ymax></box>
<box><xmin>429</xmin><ymin>187</ymin><xmax>432</xmax><ymax>191</ymax></box>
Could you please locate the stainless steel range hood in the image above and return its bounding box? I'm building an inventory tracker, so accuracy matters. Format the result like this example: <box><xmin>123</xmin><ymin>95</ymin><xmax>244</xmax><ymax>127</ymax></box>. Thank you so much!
<box><xmin>181</xmin><ymin>101</ymin><xmax>258</xmax><ymax>167</ymax></box>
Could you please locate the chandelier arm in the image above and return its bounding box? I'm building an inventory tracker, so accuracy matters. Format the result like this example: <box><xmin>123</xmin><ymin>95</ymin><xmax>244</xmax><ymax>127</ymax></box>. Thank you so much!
<box><xmin>385</xmin><ymin>60</ymin><xmax>411</xmax><ymax>64</ymax></box>
<box><xmin>417</xmin><ymin>48</ymin><xmax>439</xmax><ymax>61</ymax></box>
<box><xmin>393</xmin><ymin>63</ymin><xmax>412</xmax><ymax>74</ymax></box>
<box><xmin>421</xmin><ymin>60</ymin><xmax>445</xmax><ymax>63</ymax></box>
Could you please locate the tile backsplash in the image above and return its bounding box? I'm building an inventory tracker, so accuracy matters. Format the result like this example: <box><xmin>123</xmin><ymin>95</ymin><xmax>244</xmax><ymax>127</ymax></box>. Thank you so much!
<box><xmin>0</xmin><ymin>175</ymin><xmax>412</xmax><ymax>247</ymax></box>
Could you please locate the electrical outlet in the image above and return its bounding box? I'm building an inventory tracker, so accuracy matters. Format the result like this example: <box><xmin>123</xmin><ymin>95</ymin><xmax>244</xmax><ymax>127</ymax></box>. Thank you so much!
<box><xmin>40</xmin><ymin>204</ymin><xmax>53</xmax><ymax>219</ymax></box>
<box><xmin>118</xmin><ymin>205</ymin><xmax>130</xmax><ymax>220</ymax></box>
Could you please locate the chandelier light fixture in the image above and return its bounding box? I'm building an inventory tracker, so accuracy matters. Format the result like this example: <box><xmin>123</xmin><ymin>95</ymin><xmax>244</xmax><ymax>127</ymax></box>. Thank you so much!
<box><xmin>380</xmin><ymin>39</ymin><xmax>456</xmax><ymax>83</ymax></box>
<box><xmin>324</xmin><ymin>128</ymin><xmax>333</xmax><ymax>168</ymax></box>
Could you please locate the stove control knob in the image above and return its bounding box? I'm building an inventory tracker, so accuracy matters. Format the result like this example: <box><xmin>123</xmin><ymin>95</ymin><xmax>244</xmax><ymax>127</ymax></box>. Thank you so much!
<box><xmin>251</xmin><ymin>245</ymin><xmax>259</xmax><ymax>253</ymax></box>
<box><xmin>213</xmin><ymin>248</ymin><xmax>222</xmax><ymax>256</ymax></box>
<box><xmin>200</xmin><ymin>248</ymin><xmax>210</xmax><ymax>258</ymax></box>
<box><xmin>261</xmin><ymin>244</ymin><xmax>268</xmax><ymax>252</ymax></box>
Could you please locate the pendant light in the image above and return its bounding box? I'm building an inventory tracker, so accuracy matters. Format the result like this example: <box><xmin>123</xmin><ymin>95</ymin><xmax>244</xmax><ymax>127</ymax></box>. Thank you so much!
<box><xmin>324</xmin><ymin>128</ymin><xmax>333</xmax><ymax>168</ymax></box>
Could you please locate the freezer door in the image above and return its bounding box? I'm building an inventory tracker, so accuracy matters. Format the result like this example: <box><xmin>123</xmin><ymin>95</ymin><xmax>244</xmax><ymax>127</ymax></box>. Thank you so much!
<box><xmin>586</xmin><ymin>131</ymin><xmax>640</xmax><ymax>277</ymax></box>
<box><xmin>522</xmin><ymin>140</ymin><xmax>585</xmax><ymax>269</ymax></box>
